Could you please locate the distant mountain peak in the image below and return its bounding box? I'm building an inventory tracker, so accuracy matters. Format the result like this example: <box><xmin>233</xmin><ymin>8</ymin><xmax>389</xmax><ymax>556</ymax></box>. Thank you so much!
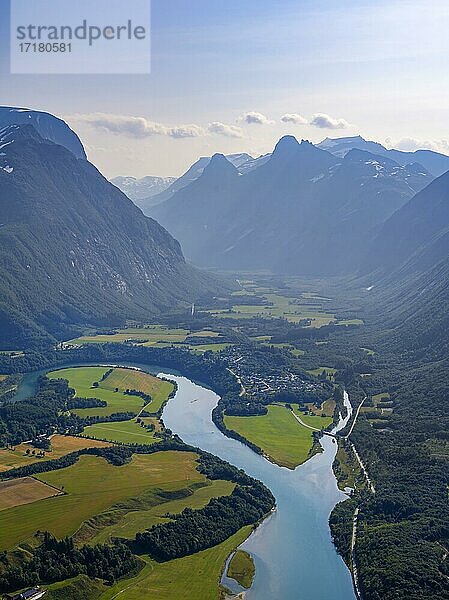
<box><xmin>203</xmin><ymin>153</ymin><xmax>238</xmax><ymax>177</ymax></box>
<box><xmin>272</xmin><ymin>135</ymin><xmax>301</xmax><ymax>157</ymax></box>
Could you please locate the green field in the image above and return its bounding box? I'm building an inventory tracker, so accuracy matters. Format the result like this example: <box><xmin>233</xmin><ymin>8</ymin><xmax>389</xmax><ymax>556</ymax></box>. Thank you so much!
<box><xmin>292</xmin><ymin>407</ymin><xmax>333</xmax><ymax>430</ymax></box>
<box><xmin>0</xmin><ymin>452</ymin><xmax>206</xmax><ymax>550</ymax></box>
<box><xmin>81</xmin><ymin>419</ymin><xmax>158</xmax><ymax>444</ymax></box>
<box><xmin>98</xmin><ymin>527</ymin><xmax>252</xmax><ymax>600</ymax></box>
<box><xmin>189</xmin><ymin>343</ymin><xmax>232</xmax><ymax>353</ymax></box>
<box><xmin>224</xmin><ymin>405</ymin><xmax>322</xmax><ymax>469</ymax></box>
<box><xmin>227</xmin><ymin>549</ymin><xmax>255</xmax><ymax>589</ymax></box>
<box><xmin>89</xmin><ymin>479</ymin><xmax>235</xmax><ymax>545</ymax></box>
<box><xmin>68</xmin><ymin>325</ymin><xmax>190</xmax><ymax>346</ymax></box>
<box><xmin>47</xmin><ymin>367</ymin><xmax>142</xmax><ymax>417</ymax></box>
<box><xmin>47</xmin><ymin>366</ymin><xmax>173</xmax><ymax>417</ymax></box>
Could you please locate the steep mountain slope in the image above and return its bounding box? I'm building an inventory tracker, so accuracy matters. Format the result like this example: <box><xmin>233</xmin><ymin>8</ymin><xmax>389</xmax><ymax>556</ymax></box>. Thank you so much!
<box><xmin>141</xmin><ymin>152</ymin><xmax>256</xmax><ymax>212</ymax></box>
<box><xmin>0</xmin><ymin>124</ymin><xmax>219</xmax><ymax>348</ymax></box>
<box><xmin>150</xmin><ymin>136</ymin><xmax>433</xmax><ymax>274</ymax></box>
<box><xmin>111</xmin><ymin>175</ymin><xmax>177</xmax><ymax>203</ymax></box>
<box><xmin>362</xmin><ymin>170</ymin><xmax>449</xmax><ymax>276</ymax></box>
<box><xmin>0</xmin><ymin>106</ymin><xmax>86</xmax><ymax>159</ymax></box>
<box><xmin>318</xmin><ymin>135</ymin><xmax>449</xmax><ymax>177</ymax></box>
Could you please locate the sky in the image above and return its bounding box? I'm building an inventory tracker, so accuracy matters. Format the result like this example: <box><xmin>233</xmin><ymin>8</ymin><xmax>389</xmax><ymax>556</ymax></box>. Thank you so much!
<box><xmin>1</xmin><ymin>0</ymin><xmax>449</xmax><ymax>177</ymax></box>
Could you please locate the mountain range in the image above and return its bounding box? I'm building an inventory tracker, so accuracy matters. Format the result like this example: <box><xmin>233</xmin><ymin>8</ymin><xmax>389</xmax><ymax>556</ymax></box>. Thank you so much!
<box><xmin>0</xmin><ymin>115</ymin><xmax>220</xmax><ymax>348</ymax></box>
<box><xmin>111</xmin><ymin>175</ymin><xmax>177</xmax><ymax>204</ymax></box>
<box><xmin>149</xmin><ymin>135</ymin><xmax>434</xmax><ymax>275</ymax></box>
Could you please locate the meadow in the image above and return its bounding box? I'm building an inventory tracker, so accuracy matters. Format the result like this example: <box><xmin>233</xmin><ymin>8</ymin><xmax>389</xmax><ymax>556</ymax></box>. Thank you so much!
<box><xmin>81</xmin><ymin>419</ymin><xmax>157</xmax><ymax>445</ymax></box>
<box><xmin>97</xmin><ymin>526</ymin><xmax>252</xmax><ymax>600</ymax></box>
<box><xmin>47</xmin><ymin>366</ymin><xmax>173</xmax><ymax>417</ymax></box>
<box><xmin>227</xmin><ymin>549</ymin><xmax>255</xmax><ymax>589</ymax></box>
<box><xmin>224</xmin><ymin>405</ymin><xmax>325</xmax><ymax>469</ymax></box>
<box><xmin>68</xmin><ymin>325</ymin><xmax>190</xmax><ymax>346</ymax></box>
<box><xmin>0</xmin><ymin>435</ymin><xmax>110</xmax><ymax>472</ymax></box>
<box><xmin>0</xmin><ymin>451</ymin><xmax>206</xmax><ymax>550</ymax></box>
<box><xmin>0</xmin><ymin>477</ymin><xmax>61</xmax><ymax>511</ymax></box>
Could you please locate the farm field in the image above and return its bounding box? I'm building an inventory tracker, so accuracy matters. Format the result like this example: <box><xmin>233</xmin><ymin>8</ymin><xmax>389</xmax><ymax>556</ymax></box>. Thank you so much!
<box><xmin>305</xmin><ymin>399</ymin><xmax>336</xmax><ymax>418</ymax></box>
<box><xmin>98</xmin><ymin>526</ymin><xmax>252</xmax><ymax>600</ymax></box>
<box><xmin>224</xmin><ymin>405</ymin><xmax>321</xmax><ymax>469</ymax></box>
<box><xmin>89</xmin><ymin>479</ymin><xmax>235</xmax><ymax>545</ymax></box>
<box><xmin>81</xmin><ymin>419</ymin><xmax>157</xmax><ymax>445</ymax></box>
<box><xmin>0</xmin><ymin>451</ymin><xmax>206</xmax><ymax>550</ymax></box>
<box><xmin>0</xmin><ymin>477</ymin><xmax>61</xmax><ymax>511</ymax></box>
<box><xmin>47</xmin><ymin>366</ymin><xmax>173</xmax><ymax>417</ymax></box>
<box><xmin>189</xmin><ymin>343</ymin><xmax>232</xmax><ymax>353</ymax></box>
<box><xmin>100</xmin><ymin>367</ymin><xmax>174</xmax><ymax>414</ymax></box>
<box><xmin>68</xmin><ymin>325</ymin><xmax>189</xmax><ymax>346</ymax></box>
<box><xmin>306</xmin><ymin>366</ymin><xmax>337</xmax><ymax>381</ymax></box>
<box><xmin>0</xmin><ymin>435</ymin><xmax>110</xmax><ymax>472</ymax></box>
<box><xmin>227</xmin><ymin>549</ymin><xmax>255</xmax><ymax>589</ymax></box>
<box><xmin>292</xmin><ymin>407</ymin><xmax>333</xmax><ymax>430</ymax></box>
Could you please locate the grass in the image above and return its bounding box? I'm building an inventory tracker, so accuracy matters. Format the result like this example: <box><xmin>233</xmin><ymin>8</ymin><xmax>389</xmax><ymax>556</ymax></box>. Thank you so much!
<box><xmin>337</xmin><ymin>319</ymin><xmax>364</xmax><ymax>326</ymax></box>
<box><xmin>224</xmin><ymin>405</ymin><xmax>320</xmax><ymax>469</ymax></box>
<box><xmin>98</xmin><ymin>526</ymin><xmax>252</xmax><ymax>600</ymax></box>
<box><xmin>305</xmin><ymin>399</ymin><xmax>336</xmax><ymax>417</ymax></box>
<box><xmin>46</xmin><ymin>575</ymin><xmax>105</xmax><ymax>600</ymax></box>
<box><xmin>188</xmin><ymin>343</ymin><xmax>232</xmax><ymax>353</ymax></box>
<box><xmin>100</xmin><ymin>368</ymin><xmax>174</xmax><ymax>414</ymax></box>
<box><xmin>47</xmin><ymin>366</ymin><xmax>173</xmax><ymax>417</ymax></box>
<box><xmin>204</xmin><ymin>292</ymin><xmax>337</xmax><ymax>327</ymax></box>
<box><xmin>0</xmin><ymin>435</ymin><xmax>110</xmax><ymax>472</ymax></box>
<box><xmin>0</xmin><ymin>477</ymin><xmax>61</xmax><ymax>511</ymax></box>
<box><xmin>82</xmin><ymin>419</ymin><xmax>158</xmax><ymax>445</ymax></box>
<box><xmin>0</xmin><ymin>451</ymin><xmax>205</xmax><ymax>550</ymax></box>
<box><xmin>187</xmin><ymin>330</ymin><xmax>221</xmax><ymax>338</ymax></box>
<box><xmin>69</xmin><ymin>325</ymin><xmax>189</xmax><ymax>346</ymax></box>
<box><xmin>47</xmin><ymin>367</ymin><xmax>142</xmax><ymax>417</ymax></box>
<box><xmin>307</xmin><ymin>366</ymin><xmax>337</xmax><ymax>381</ymax></box>
<box><xmin>293</xmin><ymin>409</ymin><xmax>333</xmax><ymax>430</ymax></box>
<box><xmin>88</xmin><ymin>479</ymin><xmax>235</xmax><ymax>545</ymax></box>
<box><xmin>226</xmin><ymin>549</ymin><xmax>255</xmax><ymax>589</ymax></box>
<box><xmin>334</xmin><ymin>442</ymin><xmax>361</xmax><ymax>491</ymax></box>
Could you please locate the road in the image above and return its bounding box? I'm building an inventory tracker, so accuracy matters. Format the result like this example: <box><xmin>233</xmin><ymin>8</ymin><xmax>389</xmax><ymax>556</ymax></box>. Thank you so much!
<box><xmin>226</xmin><ymin>367</ymin><xmax>246</xmax><ymax>396</ymax></box>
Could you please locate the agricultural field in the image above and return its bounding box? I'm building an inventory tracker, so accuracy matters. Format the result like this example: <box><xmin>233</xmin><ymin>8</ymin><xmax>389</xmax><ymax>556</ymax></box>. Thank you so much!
<box><xmin>100</xmin><ymin>367</ymin><xmax>174</xmax><ymax>414</ymax></box>
<box><xmin>47</xmin><ymin>366</ymin><xmax>173</xmax><ymax>417</ymax></box>
<box><xmin>98</xmin><ymin>526</ymin><xmax>252</xmax><ymax>600</ymax></box>
<box><xmin>0</xmin><ymin>477</ymin><xmax>61</xmax><ymax>511</ymax></box>
<box><xmin>88</xmin><ymin>479</ymin><xmax>235</xmax><ymax>545</ymax></box>
<box><xmin>224</xmin><ymin>405</ymin><xmax>323</xmax><ymax>469</ymax></box>
<box><xmin>292</xmin><ymin>407</ymin><xmax>333</xmax><ymax>430</ymax></box>
<box><xmin>81</xmin><ymin>419</ymin><xmax>157</xmax><ymax>445</ymax></box>
<box><xmin>0</xmin><ymin>435</ymin><xmax>110</xmax><ymax>472</ymax></box>
<box><xmin>189</xmin><ymin>343</ymin><xmax>232</xmax><ymax>353</ymax></box>
<box><xmin>68</xmin><ymin>325</ymin><xmax>189</xmax><ymax>346</ymax></box>
<box><xmin>305</xmin><ymin>399</ymin><xmax>336</xmax><ymax>418</ymax></box>
<box><xmin>227</xmin><ymin>549</ymin><xmax>255</xmax><ymax>589</ymax></box>
<box><xmin>0</xmin><ymin>451</ymin><xmax>209</xmax><ymax>550</ymax></box>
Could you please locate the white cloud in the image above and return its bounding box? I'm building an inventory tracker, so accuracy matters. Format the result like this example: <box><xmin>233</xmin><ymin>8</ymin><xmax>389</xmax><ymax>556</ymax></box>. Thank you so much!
<box><xmin>309</xmin><ymin>113</ymin><xmax>350</xmax><ymax>130</ymax></box>
<box><xmin>67</xmin><ymin>113</ymin><xmax>206</xmax><ymax>139</ymax></box>
<box><xmin>392</xmin><ymin>137</ymin><xmax>449</xmax><ymax>155</ymax></box>
<box><xmin>280</xmin><ymin>113</ymin><xmax>308</xmax><ymax>125</ymax></box>
<box><xmin>207</xmin><ymin>121</ymin><xmax>243</xmax><ymax>138</ymax></box>
<box><xmin>238</xmin><ymin>111</ymin><xmax>275</xmax><ymax>125</ymax></box>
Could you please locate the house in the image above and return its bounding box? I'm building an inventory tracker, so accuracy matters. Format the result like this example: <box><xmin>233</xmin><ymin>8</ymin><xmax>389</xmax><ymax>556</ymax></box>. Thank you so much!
<box><xmin>4</xmin><ymin>588</ymin><xmax>46</xmax><ymax>600</ymax></box>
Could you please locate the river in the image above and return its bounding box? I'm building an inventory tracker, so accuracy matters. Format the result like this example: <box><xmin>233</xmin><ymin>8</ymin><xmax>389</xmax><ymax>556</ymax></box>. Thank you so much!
<box><xmin>12</xmin><ymin>363</ymin><xmax>356</xmax><ymax>600</ymax></box>
<box><xmin>160</xmin><ymin>372</ymin><xmax>356</xmax><ymax>600</ymax></box>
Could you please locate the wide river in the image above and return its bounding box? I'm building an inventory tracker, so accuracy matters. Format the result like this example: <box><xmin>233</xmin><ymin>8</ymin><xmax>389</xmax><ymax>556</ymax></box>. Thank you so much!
<box><xmin>13</xmin><ymin>364</ymin><xmax>356</xmax><ymax>600</ymax></box>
